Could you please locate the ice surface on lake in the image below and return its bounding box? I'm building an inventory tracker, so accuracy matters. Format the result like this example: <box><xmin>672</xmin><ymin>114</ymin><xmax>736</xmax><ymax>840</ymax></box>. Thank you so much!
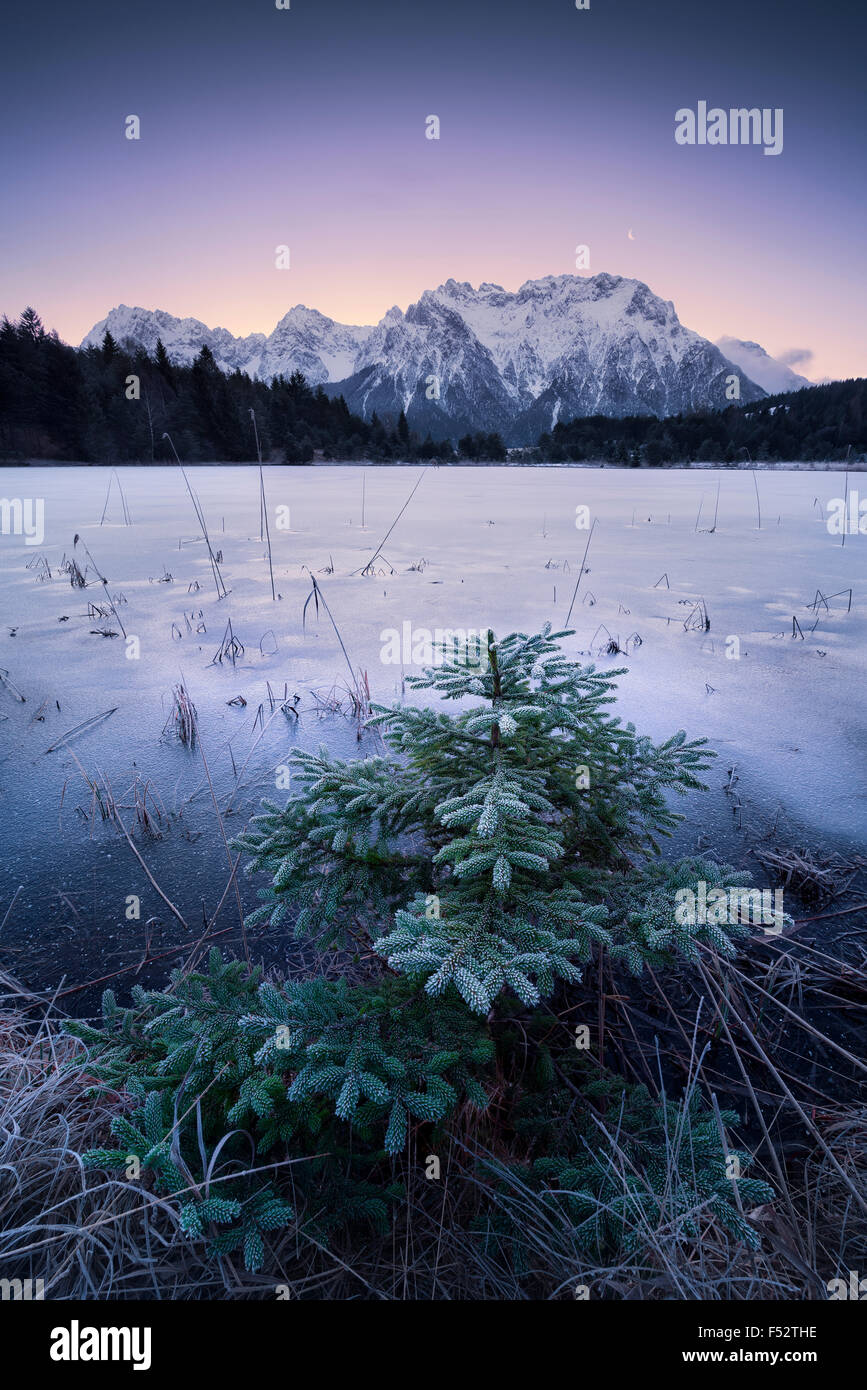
<box><xmin>0</xmin><ymin>464</ymin><xmax>863</xmax><ymax>996</ymax></box>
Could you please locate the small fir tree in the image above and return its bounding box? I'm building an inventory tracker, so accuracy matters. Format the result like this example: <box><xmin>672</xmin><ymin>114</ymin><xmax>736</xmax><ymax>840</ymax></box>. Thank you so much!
<box><xmin>69</xmin><ymin>626</ymin><xmax>774</xmax><ymax>1274</ymax></box>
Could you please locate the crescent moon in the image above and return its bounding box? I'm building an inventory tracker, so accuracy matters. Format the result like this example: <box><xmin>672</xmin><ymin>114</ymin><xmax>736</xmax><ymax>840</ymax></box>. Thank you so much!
<box><xmin>627</xmin><ymin>229</ymin><xmax>635</xmax><ymax>240</ymax></box>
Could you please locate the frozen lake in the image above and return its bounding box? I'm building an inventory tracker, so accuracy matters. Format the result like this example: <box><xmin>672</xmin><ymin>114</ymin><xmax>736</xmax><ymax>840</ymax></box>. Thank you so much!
<box><xmin>0</xmin><ymin>464</ymin><xmax>863</xmax><ymax>1003</ymax></box>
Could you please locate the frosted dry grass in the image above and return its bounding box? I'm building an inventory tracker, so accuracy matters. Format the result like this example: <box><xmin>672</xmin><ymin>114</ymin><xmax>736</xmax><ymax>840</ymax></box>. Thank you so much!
<box><xmin>1</xmin><ymin>954</ymin><xmax>864</xmax><ymax>1301</ymax></box>
<box><xmin>0</xmin><ymin>970</ymin><xmax>223</xmax><ymax>1299</ymax></box>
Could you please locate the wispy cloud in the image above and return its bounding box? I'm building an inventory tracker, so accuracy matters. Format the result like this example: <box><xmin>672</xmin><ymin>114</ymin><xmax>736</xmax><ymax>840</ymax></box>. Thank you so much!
<box><xmin>778</xmin><ymin>348</ymin><xmax>814</xmax><ymax>371</ymax></box>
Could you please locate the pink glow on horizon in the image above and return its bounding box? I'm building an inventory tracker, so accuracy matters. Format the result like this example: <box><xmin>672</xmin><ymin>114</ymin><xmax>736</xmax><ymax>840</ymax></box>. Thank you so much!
<box><xmin>4</xmin><ymin>95</ymin><xmax>864</xmax><ymax>384</ymax></box>
<box><xmin>25</xmin><ymin>242</ymin><xmax>860</xmax><ymax>387</ymax></box>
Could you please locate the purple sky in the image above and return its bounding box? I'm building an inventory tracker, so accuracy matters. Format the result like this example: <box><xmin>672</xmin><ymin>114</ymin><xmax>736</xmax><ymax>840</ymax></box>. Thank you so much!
<box><xmin>2</xmin><ymin>0</ymin><xmax>865</xmax><ymax>381</ymax></box>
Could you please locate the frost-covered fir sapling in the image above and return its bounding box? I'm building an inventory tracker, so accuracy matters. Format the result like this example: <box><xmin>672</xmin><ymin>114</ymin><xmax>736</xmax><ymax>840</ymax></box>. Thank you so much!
<box><xmin>240</xmin><ymin>623</ymin><xmax>756</xmax><ymax>1001</ymax></box>
<box><xmin>70</xmin><ymin>626</ymin><xmax>774</xmax><ymax>1274</ymax></box>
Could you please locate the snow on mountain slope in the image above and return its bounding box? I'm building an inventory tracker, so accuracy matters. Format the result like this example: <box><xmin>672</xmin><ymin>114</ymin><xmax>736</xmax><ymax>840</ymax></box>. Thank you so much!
<box><xmin>80</xmin><ymin>305</ymin><xmax>267</xmax><ymax>376</ymax></box>
<box><xmin>257</xmin><ymin>306</ymin><xmax>372</xmax><ymax>384</ymax></box>
<box><xmin>715</xmin><ymin>337</ymin><xmax>811</xmax><ymax>395</ymax></box>
<box><xmin>81</xmin><ymin>303</ymin><xmax>372</xmax><ymax>385</ymax></box>
<box><xmin>336</xmin><ymin>296</ymin><xmax>516</xmax><ymax>437</ymax></box>
<box><xmin>81</xmin><ymin>276</ymin><xmax>769</xmax><ymax>440</ymax></box>
<box><xmin>417</xmin><ymin>275</ymin><xmax>765</xmax><ymax>440</ymax></box>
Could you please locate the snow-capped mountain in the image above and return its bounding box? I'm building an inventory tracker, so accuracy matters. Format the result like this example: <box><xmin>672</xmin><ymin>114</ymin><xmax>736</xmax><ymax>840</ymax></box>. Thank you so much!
<box><xmin>714</xmin><ymin>337</ymin><xmax>811</xmax><ymax>396</ymax></box>
<box><xmin>258</xmin><ymin>307</ymin><xmax>372</xmax><ymax>384</ymax></box>
<box><xmin>81</xmin><ymin>305</ymin><xmax>268</xmax><ymax>375</ymax></box>
<box><xmin>83</xmin><ymin>275</ymin><xmax>768</xmax><ymax>441</ymax></box>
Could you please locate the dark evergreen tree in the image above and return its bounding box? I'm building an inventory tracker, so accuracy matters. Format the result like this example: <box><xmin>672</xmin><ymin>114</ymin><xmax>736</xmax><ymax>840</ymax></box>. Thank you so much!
<box><xmin>154</xmin><ymin>337</ymin><xmax>175</xmax><ymax>390</ymax></box>
<box><xmin>18</xmin><ymin>306</ymin><xmax>45</xmax><ymax>341</ymax></box>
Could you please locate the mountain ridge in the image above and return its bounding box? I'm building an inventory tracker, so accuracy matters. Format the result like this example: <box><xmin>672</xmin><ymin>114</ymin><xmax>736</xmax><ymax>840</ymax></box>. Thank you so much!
<box><xmin>81</xmin><ymin>274</ymin><xmax>797</xmax><ymax>442</ymax></box>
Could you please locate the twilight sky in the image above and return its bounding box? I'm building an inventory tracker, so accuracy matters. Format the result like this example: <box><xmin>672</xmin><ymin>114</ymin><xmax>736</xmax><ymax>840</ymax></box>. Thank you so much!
<box><xmin>2</xmin><ymin>0</ymin><xmax>865</xmax><ymax>382</ymax></box>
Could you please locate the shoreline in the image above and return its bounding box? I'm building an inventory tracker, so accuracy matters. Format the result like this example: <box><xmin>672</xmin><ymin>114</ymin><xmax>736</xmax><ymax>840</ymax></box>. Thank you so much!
<box><xmin>3</xmin><ymin>458</ymin><xmax>862</xmax><ymax>471</ymax></box>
